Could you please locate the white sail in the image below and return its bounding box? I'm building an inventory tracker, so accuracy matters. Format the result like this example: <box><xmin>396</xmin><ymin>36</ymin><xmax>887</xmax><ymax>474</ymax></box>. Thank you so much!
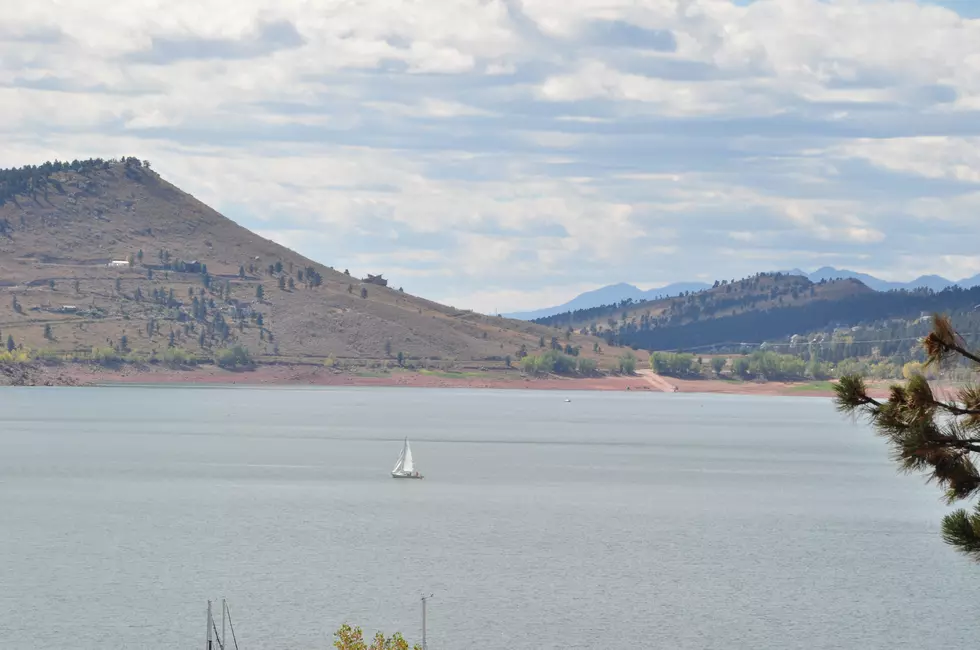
<box><xmin>392</xmin><ymin>440</ymin><xmax>407</xmax><ymax>474</ymax></box>
<box><xmin>402</xmin><ymin>439</ymin><xmax>414</xmax><ymax>474</ymax></box>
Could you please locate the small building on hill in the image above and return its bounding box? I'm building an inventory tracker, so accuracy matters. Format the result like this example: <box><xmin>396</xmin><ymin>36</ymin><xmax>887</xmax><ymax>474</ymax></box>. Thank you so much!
<box><xmin>364</xmin><ymin>274</ymin><xmax>388</xmax><ymax>287</ymax></box>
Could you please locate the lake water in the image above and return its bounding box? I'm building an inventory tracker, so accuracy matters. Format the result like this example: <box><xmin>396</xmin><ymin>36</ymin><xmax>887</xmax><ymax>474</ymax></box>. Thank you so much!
<box><xmin>1</xmin><ymin>387</ymin><xmax>978</xmax><ymax>649</ymax></box>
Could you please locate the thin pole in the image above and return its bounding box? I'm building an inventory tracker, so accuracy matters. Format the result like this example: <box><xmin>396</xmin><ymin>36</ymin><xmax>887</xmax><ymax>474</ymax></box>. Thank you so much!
<box><xmin>421</xmin><ymin>593</ymin><xmax>433</xmax><ymax>650</ymax></box>
<box><xmin>207</xmin><ymin>601</ymin><xmax>213</xmax><ymax>650</ymax></box>
<box><xmin>225</xmin><ymin>603</ymin><xmax>241</xmax><ymax>650</ymax></box>
<box><xmin>222</xmin><ymin>599</ymin><xmax>226</xmax><ymax>650</ymax></box>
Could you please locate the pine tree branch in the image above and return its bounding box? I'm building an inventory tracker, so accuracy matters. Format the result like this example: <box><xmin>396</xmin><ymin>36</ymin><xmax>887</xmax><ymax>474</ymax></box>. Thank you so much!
<box><xmin>946</xmin><ymin>341</ymin><xmax>980</xmax><ymax>367</ymax></box>
<box><xmin>926</xmin><ymin>397</ymin><xmax>980</xmax><ymax>418</ymax></box>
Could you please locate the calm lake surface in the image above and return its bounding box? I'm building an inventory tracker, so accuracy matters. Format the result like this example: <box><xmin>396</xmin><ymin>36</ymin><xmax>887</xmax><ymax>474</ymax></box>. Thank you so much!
<box><xmin>1</xmin><ymin>387</ymin><xmax>978</xmax><ymax>649</ymax></box>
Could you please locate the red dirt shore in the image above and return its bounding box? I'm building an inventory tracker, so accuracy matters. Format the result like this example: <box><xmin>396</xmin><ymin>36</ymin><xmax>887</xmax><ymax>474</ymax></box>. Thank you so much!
<box><xmin>9</xmin><ymin>362</ymin><xmax>895</xmax><ymax>398</ymax></box>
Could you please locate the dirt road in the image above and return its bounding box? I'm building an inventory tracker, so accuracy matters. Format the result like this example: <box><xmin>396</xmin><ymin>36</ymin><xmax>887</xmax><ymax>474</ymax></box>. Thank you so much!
<box><xmin>636</xmin><ymin>369</ymin><xmax>678</xmax><ymax>392</ymax></box>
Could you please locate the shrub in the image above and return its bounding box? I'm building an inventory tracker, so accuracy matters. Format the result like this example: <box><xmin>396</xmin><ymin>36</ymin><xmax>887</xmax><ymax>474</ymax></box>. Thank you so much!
<box><xmin>214</xmin><ymin>345</ymin><xmax>253</xmax><ymax>369</ymax></box>
<box><xmin>162</xmin><ymin>348</ymin><xmax>196</xmax><ymax>368</ymax></box>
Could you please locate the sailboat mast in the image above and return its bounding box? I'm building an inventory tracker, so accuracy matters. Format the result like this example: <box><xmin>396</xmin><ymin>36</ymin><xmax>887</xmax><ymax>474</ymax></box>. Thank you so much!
<box><xmin>421</xmin><ymin>593</ymin><xmax>433</xmax><ymax>650</ymax></box>
<box><xmin>206</xmin><ymin>601</ymin><xmax>213</xmax><ymax>650</ymax></box>
<box><xmin>222</xmin><ymin>599</ymin><xmax>226</xmax><ymax>650</ymax></box>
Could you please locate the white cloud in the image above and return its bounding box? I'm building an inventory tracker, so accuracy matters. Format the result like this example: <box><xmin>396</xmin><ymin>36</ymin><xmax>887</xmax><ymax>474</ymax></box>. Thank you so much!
<box><xmin>832</xmin><ymin>137</ymin><xmax>980</xmax><ymax>184</ymax></box>
<box><xmin>1</xmin><ymin>0</ymin><xmax>979</xmax><ymax>313</ymax></box>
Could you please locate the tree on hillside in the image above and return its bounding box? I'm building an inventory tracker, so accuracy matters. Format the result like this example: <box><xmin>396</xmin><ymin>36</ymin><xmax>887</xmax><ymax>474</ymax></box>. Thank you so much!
<box><xmin>137</xmin><ymin>249</ymin><xmax>143</xmax><ymax>265</ymax></box>
<box><xmin>256</xmin><ymin>285</ymin><xmax>264</xmax><ymax>301</ymax></box>
<box><xmin>360</xmin><ymin>287</ymin><xmax>368</xmax><ymax>299</ymax></box>
<box><xmin>43</xmin><ymin>324</ymin><xmax>52</xmax><ymax>340</ymax></box>
<box><xmin>711</xmin><ymin>357</ymin><xmax>727</xmax><ymax>375</ymax></box>
<box><xmin>6</xmin><ymin>334</ymin><xmax>13</xmax><ymax>352</ymax></box>
<box><xmin>835</xmin><ymin>314</ymin><xmax>980</xmax><ymax>561</ymax></box>
<box><xmin>619</xmin><ymin>351</ymin><xmax>637</xmax><ymax>374</ymax></box>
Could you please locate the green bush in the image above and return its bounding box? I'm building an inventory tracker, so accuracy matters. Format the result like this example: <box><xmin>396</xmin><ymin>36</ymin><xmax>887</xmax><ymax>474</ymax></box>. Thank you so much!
<box><xmin>214</xmin><ymin>345</ymin><xmax>253</xmax><ymax>369</ymax></box>
<box><xmin>521</xmin><ymin>349</ymin><xmax>579</xmax><ymax>376</ymax></box>
<box><xmin>577</xmin><ymin>357</ymin><xmax>598</xmax><ymax>375</ymax></box>
<box><xmin>649</xmin><ymin>352</ymin><xmax>698</xmax><ymax>378</ymax></box>
<box><xmin>618</xmin><ymin>351</ymin><xmax>637</xmax><ymax>374</ymax></box>
<box><xmin>89</xmin><ymin>346</ymin><xmax>123</xmax><ymax>366</ymax></box>
<box><xmin>162</xmin><ymin>348</ymin><xmax>196</xmax><ymax>368</ymax></box>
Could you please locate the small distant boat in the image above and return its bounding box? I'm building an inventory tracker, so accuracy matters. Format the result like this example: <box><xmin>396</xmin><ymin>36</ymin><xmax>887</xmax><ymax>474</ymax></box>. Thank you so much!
<box><xmin>391</xmin><ymin>436</ymin><xmax>423</xmax><ymax>479</ymax></box>
<box><xmin>564</xmin><ymin>398</ymin><xmax>571</xmax><ymax>402</ymax></box>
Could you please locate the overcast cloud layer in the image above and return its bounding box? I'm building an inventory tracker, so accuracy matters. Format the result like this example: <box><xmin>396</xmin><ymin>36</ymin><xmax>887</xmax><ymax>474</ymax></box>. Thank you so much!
<box><xmin>2</xmin><ymin>0</ymin><xmax>979</xmax><ymax>312</ymax></box>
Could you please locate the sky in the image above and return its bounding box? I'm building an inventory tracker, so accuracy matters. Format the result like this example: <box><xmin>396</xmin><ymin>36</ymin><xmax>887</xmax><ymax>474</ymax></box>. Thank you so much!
<box><xmin>2</xmin><ymin>0</ymin><xmax>980</xmax><ymax>313</ymax></box>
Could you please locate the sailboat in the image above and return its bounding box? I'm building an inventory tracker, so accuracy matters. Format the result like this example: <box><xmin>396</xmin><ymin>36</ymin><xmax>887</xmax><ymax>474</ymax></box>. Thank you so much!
<box><xmin>391</xmin><ymin>436</ymin><xmax>423</xmax><ymax>479</ymax></box>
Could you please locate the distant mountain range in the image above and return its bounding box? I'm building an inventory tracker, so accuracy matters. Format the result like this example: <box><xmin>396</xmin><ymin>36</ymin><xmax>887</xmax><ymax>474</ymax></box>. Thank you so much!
<box><xmin>503</xmin><ymin>281</ymin><xmax>712</xmax><ymax>321</ymax></box>
<box><xmin>503</xmin><ymin>267</ymin><xmax>980</xmax><ymax>321</ymax></box>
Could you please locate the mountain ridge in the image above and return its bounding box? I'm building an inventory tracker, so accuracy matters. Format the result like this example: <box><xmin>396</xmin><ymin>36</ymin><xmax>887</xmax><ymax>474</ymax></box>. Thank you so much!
<box><xmin>508</xmin><ymin>267</ymin><xmax>980</xmax><ymax>321</ymax></box>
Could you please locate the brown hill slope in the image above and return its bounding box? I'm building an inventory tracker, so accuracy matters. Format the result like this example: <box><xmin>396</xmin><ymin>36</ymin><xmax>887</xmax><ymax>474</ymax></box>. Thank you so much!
<box><xmin>0</xmin><ymin>158</ymin><xmax>607</xmax><ymax>367</ymax></box>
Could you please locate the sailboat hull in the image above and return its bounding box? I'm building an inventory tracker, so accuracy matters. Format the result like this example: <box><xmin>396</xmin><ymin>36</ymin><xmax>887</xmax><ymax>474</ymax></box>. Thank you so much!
<box><xmin>391</xmin><ymin>472</ymin><xmax>424</xmax><ymax>479</ymax></box>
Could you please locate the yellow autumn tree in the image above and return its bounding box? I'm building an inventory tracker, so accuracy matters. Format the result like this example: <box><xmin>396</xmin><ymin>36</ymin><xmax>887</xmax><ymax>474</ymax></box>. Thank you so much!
<box><xmin>334</xmin><ymin>623</ymin><xmax>422</xmax><ymax>650</ymax></box>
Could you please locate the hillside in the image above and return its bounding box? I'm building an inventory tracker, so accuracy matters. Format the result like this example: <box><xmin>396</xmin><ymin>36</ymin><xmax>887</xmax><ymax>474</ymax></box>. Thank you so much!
<box><xmin>536</xmin><ymin>273</ymin><xmax>872</xmax><ymax>330</ymax></box>
<box><xmin>549</xmin><ymin>272</ymin><xmax>980</xmax><ymax>353</ymax></box>
<box><xmin>512</xmin><ymin>267</ymin><xmax>980</xmax><ymax>320</ymax></box>
<box><xmin>0</xmin><ymin>158</ymin><xmax>609</xmax><ymax>369</ymax></box>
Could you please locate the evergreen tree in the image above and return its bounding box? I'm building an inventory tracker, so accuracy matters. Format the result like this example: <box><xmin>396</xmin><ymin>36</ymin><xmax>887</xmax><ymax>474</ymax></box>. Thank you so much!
<box><xmin>43</xmin><ymin>324</ymin><xmax>52</xmax><ymax>340</ymax></box>
<box><xmin>256</xmin><ymin>285</ymin><xmax>264</xmax><ymax>301</ymax></box>
<box><xmin>6</xmin><ymin>334</ymin><xmax>13</xmax><ymax>352</ymax></box>
<box><xmin>836</xmin><ymin>314</ymin><xmax>980</xmax><ymax>561</ymax></box>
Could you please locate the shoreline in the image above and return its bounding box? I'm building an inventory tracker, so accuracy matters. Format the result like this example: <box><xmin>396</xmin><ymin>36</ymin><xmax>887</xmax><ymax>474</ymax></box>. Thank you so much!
<box><xmin>1</xmin><ymin>362</ymin><xmax>898</xmax><ymax>398</ymax></box>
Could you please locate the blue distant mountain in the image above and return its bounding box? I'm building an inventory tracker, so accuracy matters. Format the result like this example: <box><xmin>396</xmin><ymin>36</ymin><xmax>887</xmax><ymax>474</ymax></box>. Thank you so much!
<box><xmin>502</xmin><ymin>281</ymin><xmax>711</xmax><ymax>320</ymax></box>
<box><xmin>504</xmin><ymin>267</ymin><xmax>980</xmax><ymax>321</ymax></box>
<box><xmin>787</xmin><ymin>266</ymin><xmax>974</xmax><ymax>292</ymax></box>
